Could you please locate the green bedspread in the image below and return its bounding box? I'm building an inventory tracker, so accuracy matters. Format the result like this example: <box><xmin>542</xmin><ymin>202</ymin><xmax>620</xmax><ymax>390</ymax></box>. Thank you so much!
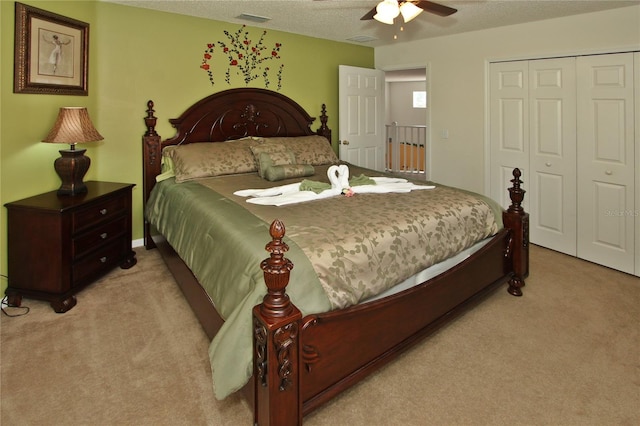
<box><xmin>145</xmin><ymin>164</ymin><xmax>502</xmax><ymax>400</ymax></box>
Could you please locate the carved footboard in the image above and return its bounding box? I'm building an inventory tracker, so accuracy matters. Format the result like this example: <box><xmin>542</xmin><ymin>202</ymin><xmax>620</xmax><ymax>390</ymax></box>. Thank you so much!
<box><xmin>253</xmin><ymin>169</ymin><xmax>529</xmax><ymax>426</ymax></box>
<box><xmin>253</xmin><ymin>220</ymin><xmax>303</xmax><ymax>425</ymax></box>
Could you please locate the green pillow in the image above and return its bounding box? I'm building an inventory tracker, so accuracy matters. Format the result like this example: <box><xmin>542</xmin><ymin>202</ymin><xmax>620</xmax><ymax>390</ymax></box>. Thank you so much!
<box><xmin>250</xmin><ymin>144</ymin><xmax>296</xmax><ymax>178</ymax></box>
<box><xmin>165</xmin><ymin>138</ymin><xmax>261</xmax><ymax>182</ymax></box>
<box><xmin>264</xmin><ymin>164</ymin><xmax>315</xmax><ymax>182</ymax></box>
<box><xmin>262</xmin><ymin>136</ymin><xmax>338</xmax><ymax>165</ymax></box>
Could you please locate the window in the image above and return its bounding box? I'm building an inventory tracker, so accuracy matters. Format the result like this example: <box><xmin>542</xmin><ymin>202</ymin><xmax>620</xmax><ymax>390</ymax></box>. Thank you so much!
<box><xmin>413</xmin><ymin>91</ymin><xmax>427</xmax><ymax>108</ymax></box>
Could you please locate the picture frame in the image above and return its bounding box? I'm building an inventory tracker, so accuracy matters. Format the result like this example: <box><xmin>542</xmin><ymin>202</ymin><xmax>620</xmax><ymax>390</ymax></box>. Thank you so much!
<box><xmin>14</xmin><ymin>2</ymin><xmax>89</xmax><ymax>96</ymax></box>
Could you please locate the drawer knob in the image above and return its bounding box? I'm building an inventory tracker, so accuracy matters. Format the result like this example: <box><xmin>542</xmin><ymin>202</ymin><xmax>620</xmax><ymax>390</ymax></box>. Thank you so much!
<box><xmin>100</xmin><ymin>256</ymin><xmax>107</xmax><ymax>263</ymax></box>
<box><xmin>605</xmin><ymin>170</ymin><xmax>613</xmax><ymax>175</ymax></box>
<box><xmin>100</xmin><ymin>233</ymin><xmax>108</xmax><ymax>239</ymax></box>
<box><xmin>100</xmin><ymin>209</ymin><xmax>108</xmax><ymax>215</ymax></box>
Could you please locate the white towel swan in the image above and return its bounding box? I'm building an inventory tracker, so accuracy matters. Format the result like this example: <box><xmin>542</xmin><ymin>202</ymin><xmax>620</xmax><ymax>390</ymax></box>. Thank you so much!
<box><xmin>338</xmin><ymin>164</ymin><xmax>350</xmax><ymax>189</ymax></box>
<box><xmin>327</xmin><ymin>164</ymin><xmax>346</xmax><ymax>191</ymax></box>
<box><xmin>234</xmin><ymin>165</ymin><xmax>434</xmax><ymax>206</ymax></box>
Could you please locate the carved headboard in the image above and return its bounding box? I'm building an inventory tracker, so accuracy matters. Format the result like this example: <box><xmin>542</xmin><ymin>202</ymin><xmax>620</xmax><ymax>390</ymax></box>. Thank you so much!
<box><xmin>141</xmin><ymin>88</ymin><xmax>331</xmax><ymax>242</ymax></box>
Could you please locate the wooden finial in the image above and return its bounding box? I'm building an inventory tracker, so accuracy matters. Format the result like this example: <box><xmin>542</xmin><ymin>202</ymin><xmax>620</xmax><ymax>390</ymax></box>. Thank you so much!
<box><xmin>319</xmin><ymin>104</ymin><xmax>328</xmax><ymax>130</ymax></box>
<box><xmin>260</xmin><ymin>220</ymin><xmax>294</xmax><ymax>318</ymax></box>
<box><xmin>508</xmin><ymin>168</ymin><xmax>525</xmax><ymax>214</ymax></box>
<box><xmin>144</xmin><ymin>100</ymin><xmax>158</xmax><ymax>136</ymax></box>
<box><xmin>317</xmin><ymin>104</ymin><xmax>331</xmax><ymax>142</ymax></box>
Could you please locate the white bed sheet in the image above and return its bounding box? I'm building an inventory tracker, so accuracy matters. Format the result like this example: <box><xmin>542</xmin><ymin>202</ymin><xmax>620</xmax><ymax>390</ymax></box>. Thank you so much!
<box><xmin>363</xmin><ymin>236</ymin><xmax>493</xmax><ymax>303</ymax></box>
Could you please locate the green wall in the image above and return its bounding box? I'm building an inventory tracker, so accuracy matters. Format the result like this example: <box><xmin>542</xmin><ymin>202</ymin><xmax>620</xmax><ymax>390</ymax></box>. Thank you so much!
<box><xmin>0</xmin><ymin>0</ymin><xmax>374</xmax><ymax>294</ymax></box>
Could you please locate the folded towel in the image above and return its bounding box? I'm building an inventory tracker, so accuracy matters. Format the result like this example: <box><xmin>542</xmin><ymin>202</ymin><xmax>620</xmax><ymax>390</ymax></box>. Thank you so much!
<box><xmin>352</xmin><ymin>181</ymin><xmax>435</xmax><ymax>194</ymax></box>
<box><xmin>234</xmin><ymin>182</ymin><xmax>301</xmax><ymax>198</ymax></box>
<box><xmin>299</xmin><ymin>175</ymin><xmax>378</xmax><ymax>194</ymax></box>
<box><xmin>338</xmin><ymin>164</ymin><xmax>350</xmax><ymax>189</ymax></box>
<box><xmin>233</xmin><ymin>165</ymin><xmax>435</xmax><ymax>206</ymax></box>
<box><xmin>349</xmin><ymin>174</ymin><xmax>376</xmax><ymax>186</ymax></box>
<box><xmin>299</xmin><ymin>179</ymin><xmax>330</xmax><ymax>194</ymax></box>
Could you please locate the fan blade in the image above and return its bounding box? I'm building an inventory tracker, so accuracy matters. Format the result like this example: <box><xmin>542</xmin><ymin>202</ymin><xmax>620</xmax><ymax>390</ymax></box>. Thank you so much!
<box><xmin>360</xmin><ymin>6</ymin><xmax>377</xmax><ymax>21</ymax></box>
<box><xmin>416</xmin><ymin>1</ymin><xmax>457</xmax><ymax>17</ymax></box>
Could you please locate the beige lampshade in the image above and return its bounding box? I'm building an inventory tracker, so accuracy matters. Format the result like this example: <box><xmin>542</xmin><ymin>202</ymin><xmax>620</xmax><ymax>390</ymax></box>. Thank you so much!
<box><xmin>42</xmin><ymin>107</ymin><xmax>104</xmax><ymax>144</ymax></box>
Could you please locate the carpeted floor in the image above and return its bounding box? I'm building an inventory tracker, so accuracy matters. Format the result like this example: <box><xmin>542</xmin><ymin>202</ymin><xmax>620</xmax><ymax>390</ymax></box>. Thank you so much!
<box><xmin>1</xmin><ymin>244</ymin><xmax>638</xmax><ymax>425</ymax></box>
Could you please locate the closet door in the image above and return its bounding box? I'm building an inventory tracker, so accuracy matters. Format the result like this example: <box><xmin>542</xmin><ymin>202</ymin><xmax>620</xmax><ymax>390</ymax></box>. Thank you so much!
<box><xmin>577</xmin><ymin>53</ymin><xmax>635</xmax><ymax>274</ymax></box>
<box><xmin>489</xmin><ymin>61</ymin><xmax>529</xmax><ymax>210</ymax></box>
<box><xmin>529</xmin><ymin>58</ymin><xmax>577</xmax><ymax>255</ymax></box>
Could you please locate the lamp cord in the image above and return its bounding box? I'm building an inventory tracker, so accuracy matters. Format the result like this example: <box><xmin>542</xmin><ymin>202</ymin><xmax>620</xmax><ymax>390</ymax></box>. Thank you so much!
<box><xmin>1</xmin><ymin>296</ymin><xmax>30</xmax><ymax>317</ymax></box>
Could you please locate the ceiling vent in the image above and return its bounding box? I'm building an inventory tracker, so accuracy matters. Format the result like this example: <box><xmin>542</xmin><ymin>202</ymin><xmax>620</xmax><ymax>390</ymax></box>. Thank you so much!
<box><xmin>346</xmin><ymin>35</ymin><xmax>378</xmax><ymax>43</ymax></box>
<box><xmin>237</xmin><ymin>13</ymin><xmax>271</xmax><ymax>23</ymax></box>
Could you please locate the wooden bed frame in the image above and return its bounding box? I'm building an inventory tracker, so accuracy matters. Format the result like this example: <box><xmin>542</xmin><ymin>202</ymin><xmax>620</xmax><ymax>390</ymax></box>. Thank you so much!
<box><xmin>142</xmin><ymin>88</ymin><xmax>529</xmax><ymax>426</ymax></box>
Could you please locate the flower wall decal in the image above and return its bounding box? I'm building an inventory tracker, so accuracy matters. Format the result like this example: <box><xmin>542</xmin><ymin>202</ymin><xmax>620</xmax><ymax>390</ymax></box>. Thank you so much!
<box><xmin>200</xmin><ymin>25</ymin><xmax>284</xmax><ymax>90</ymax></box>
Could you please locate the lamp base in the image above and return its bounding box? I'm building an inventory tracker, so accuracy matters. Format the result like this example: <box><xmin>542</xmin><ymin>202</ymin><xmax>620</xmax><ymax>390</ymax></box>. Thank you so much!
<box><xmin>54</xmin><ymin>148</ymin><xmax>91</xmax><ymax>196</ymax></box>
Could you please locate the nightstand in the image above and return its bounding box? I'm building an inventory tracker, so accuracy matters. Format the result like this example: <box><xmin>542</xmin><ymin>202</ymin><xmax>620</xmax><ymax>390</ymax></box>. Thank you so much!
<box><xmin>5</xmin><ymin>181</ymin><xmax>137</xmax><ymax>313</ymax></box>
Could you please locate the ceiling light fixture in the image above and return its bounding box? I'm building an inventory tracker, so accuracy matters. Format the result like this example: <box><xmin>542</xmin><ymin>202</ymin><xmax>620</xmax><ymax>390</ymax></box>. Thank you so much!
<box><xmin>373</xmin><ymin>0</ymin><xmax>399</xmax><ymax>24</ymax></box>
<box><xmin>399</xmin><ymin>2</ymin><xmax>423</xmax><ymax>23</ymax></box>
<box><xmin>373</xmin><ymin>1</ymin><xmax>424</xmax><ymax>25</ymax></box>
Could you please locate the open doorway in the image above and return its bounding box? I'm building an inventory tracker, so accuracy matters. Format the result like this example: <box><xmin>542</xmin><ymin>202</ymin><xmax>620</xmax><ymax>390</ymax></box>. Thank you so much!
<box><xmin>384</xmin><ymin>68</ymin><xmax>428</xmax><ymax>180</ymax></box>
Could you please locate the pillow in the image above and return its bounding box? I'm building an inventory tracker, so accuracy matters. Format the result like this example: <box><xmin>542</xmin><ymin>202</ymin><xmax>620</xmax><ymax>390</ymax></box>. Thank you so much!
<box><xmin>166</xmin><ymin>138</ymin><xmax>260</xmax><ymax>182</ymax></box>
<box><xmin>264</xmin><ymin>164</ymin><xmax>315</xmax><ymax>182</ymax></box>
<box><xmin>262</xmin><ymin>135</ymin><xmax>338</xmax><ymax>165</ymax></box>
<box><xmin>250</xmin><ymin>143</ymin><xmax>296</xmax><ymax>178</ymax></box>
<box><xmin>156</xmin><ymin>151</ymin><xmax>176</xmax><ymax>182</ymax></box>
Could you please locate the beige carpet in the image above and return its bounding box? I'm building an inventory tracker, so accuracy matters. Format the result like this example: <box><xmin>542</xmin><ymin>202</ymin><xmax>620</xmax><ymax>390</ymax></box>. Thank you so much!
<box><xmin>1</xmin><ymin>245</ymin><xmax>638</xmax><ymax>425</ymax></box>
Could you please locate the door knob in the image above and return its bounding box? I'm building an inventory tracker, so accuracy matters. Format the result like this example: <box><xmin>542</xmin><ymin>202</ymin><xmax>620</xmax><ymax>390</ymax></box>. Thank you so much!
<box><xmin>545</xmin><ymin>162</ymin><xmax>552</xmax><ymax>167</ymax></box>
<box><xmin>340</xmin><ymin>140</ymin><xmax>350</xmax><ymax>145</ymax></box>
<box><xmin>605</xmin><ymin>170</ymin><xmax>613</xmax><ymax>175</ymax></box>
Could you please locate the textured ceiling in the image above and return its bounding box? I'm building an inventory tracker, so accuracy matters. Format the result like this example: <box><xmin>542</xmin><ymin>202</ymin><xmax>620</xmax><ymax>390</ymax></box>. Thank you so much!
<box><xmin>103</xmin><ymin>0</ymin><xmax>638</xmax><ymax>48</ymax></box>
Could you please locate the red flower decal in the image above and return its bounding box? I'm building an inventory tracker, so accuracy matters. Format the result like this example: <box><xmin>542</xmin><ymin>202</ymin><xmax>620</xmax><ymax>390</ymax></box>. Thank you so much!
<box><xmin>201</xmin><ymin>26</ymin><xmax>283</xmax><ymax>89</ymax></box>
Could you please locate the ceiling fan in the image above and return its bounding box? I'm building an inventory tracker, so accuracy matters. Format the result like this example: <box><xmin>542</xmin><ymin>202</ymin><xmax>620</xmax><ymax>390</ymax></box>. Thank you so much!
<box><xmin>361</xmin><ymin>0</ymin><xmax>457</xmax><ymax>25</ymax></box>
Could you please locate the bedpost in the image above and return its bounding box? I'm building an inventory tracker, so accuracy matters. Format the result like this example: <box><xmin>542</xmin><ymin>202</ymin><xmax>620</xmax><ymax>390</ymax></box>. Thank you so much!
<box><xmin>316</xmin><ymin>104</ymin><xmax>332</xmax><ymax>144</ymax></box>
<box><xmin>253</xmin><ymin>220</ymin><xmax>302</xmax><ymax>426</ymax></box>
<box><xmin>503</xmin><ymin>168</ymin><xmax>529</xmax><ymax>297</ymax></box>
<box><xmin>142</xmin><ymin>100</ymin><xmax>162</xmax><ymax>249</ymax></box>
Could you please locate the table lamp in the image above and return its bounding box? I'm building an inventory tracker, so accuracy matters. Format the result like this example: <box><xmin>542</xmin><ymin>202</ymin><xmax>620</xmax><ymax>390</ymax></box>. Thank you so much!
<box><xmin>42</xmin><ymin>107</ymin><xmax>104</xmax><ymax>195</ymax></box>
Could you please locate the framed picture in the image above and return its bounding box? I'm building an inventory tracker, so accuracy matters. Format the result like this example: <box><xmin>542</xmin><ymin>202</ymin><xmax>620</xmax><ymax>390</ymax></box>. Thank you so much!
<box><xmin>14</xmin><ymin>2</ymin><xmax>89</xmax><ymax>95</ymax></box>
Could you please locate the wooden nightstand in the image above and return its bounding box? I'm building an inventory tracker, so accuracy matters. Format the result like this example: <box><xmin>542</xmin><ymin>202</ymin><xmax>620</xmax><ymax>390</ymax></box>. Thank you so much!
<box><xmin>4</xmin><ymin>181</ymin><xmax>137</xmax><ymax>313</ymax></box>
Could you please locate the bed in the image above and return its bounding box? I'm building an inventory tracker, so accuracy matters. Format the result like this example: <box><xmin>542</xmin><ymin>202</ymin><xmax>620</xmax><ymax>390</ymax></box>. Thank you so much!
<box><xmin>141</xmin><ymin>87</ymin><xmax>529</xmax><ymax>425</ymax></box>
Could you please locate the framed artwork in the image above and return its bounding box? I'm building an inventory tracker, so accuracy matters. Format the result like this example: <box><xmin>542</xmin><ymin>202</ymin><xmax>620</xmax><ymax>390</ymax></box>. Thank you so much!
<box><xmin>14</xmin><ymin>2</ymin><xmax>89</xmax><ymax>95</ymax></box>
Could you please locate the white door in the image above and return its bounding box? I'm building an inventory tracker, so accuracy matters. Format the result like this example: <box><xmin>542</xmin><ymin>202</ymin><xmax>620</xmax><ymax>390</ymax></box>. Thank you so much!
<box><xmin>528</xmin><ymin>58</ymin><xmax>577</xmax><ymax>255</ymax></box>
<box><xmin>338</xmin><ymin>65</ymin><xmax>385</xmax><ymax>171</ymax></box>
<box><xmin>489</xmin><ymin>61</ymin><xmax>530</xmax><ymax>210</ymax></box>
<box><xmin>577</xmin><ymin>53</ymin><xmax>635</xmax><ymax>274</ymax></box>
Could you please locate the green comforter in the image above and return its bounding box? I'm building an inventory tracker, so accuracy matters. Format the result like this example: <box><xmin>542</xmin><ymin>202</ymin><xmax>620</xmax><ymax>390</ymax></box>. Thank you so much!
<box><xmin>145</xmin><ymin>164</ymin><xmax>502</xmax><ymax>399</ymax></box>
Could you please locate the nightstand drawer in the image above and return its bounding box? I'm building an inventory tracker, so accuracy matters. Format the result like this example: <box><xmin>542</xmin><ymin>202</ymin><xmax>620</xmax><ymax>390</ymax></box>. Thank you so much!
<box><xmin>72</xmin><ymin>196</ymin><xmax>126</xmax><ymax>232</ymax></box>
<box><xmin>73</xmin><ymin>240</ymin><xmax>125</xmax><ymax>285</ymax></box>
<box><xmin>73</xmin><ymin>216</ymin><xmax>127</xmax><ymax>258</ymax></box>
